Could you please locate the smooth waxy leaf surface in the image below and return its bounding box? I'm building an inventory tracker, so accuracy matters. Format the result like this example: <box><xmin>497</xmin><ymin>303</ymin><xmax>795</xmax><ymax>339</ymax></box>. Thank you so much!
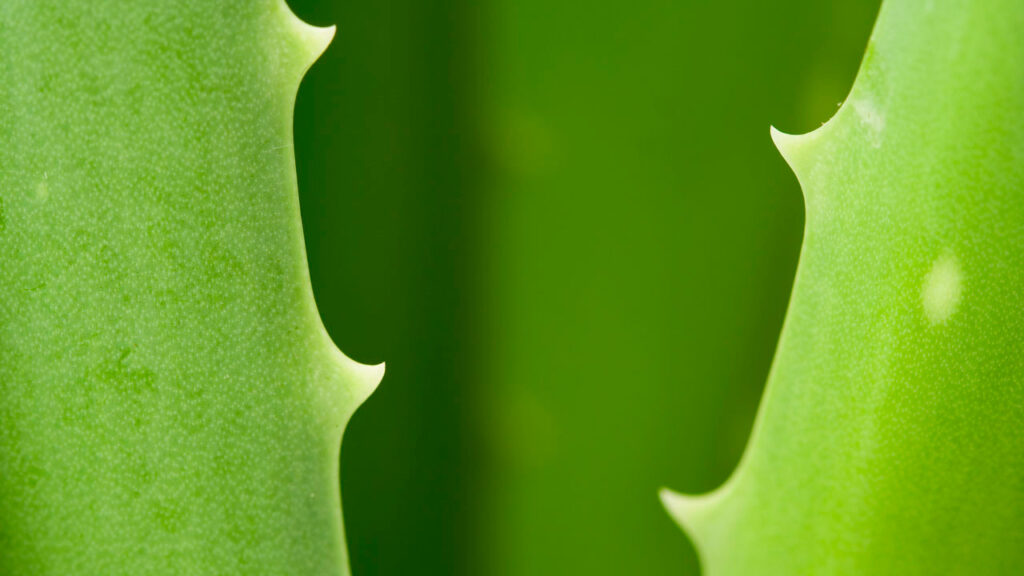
<box><xmin>664</xmin><ymin>0</ymin><xmax>1024</xmax><ymax>573</ymax></box>
<box><xmin>0</xmin><ymin>2</ymin><xmax>380</xmax><ymax>574</ymax></box>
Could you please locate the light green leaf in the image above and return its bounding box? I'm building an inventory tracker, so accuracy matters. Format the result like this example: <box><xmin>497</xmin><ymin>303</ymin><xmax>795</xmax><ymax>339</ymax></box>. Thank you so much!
<box><xmin>0</xmin><ymin>2</ymin><xmax>381</xmax><ymax>574</ymax></box>
<box><xmin>664</xmin><ymin>0</ymin><xmax>1024</xmax><ymax>573</ymax></box>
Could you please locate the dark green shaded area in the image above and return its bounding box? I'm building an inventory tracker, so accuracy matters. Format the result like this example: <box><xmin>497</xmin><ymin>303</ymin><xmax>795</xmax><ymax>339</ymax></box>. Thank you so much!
<box><xmin>290</xmin><ymin>1</ymin><xmax>877</xmax><ymax>575</ymax></box>
<box><xmin>289</xmin><ymin>1</ymin><xmax>481</xmax><ymax>574</ymax></box>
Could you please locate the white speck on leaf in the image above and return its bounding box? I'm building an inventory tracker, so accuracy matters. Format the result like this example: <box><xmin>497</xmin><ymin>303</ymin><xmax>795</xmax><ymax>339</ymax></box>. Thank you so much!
<box><xmin>35</xmin><ymin>174</ymin><xmax>48</xmax><ymax>202</ymax></box>
<box><xmin>922</xmin><ymin>253</ymin><xmax>962</xmax><ymax>324</ymax></box>
<box><xmin>852</xmin><ymin>98</ymin><xmax>885</xmax><ymax>148</ymax></box>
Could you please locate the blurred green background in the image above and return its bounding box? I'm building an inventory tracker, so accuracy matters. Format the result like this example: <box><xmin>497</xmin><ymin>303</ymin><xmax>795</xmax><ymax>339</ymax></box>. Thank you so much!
<box><xmin>286</xmin><ymin>0</ymin><xmax>880</xmax><ymax>574</ymax></box>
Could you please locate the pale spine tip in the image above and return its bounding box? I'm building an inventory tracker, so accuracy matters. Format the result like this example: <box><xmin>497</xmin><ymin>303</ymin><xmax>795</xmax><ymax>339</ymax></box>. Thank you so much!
<box><xmin>347</xmin><ymin>360</ymin><xmax>385</xmax><ymax>409</ymax></box>
<box><xmin>770</xmin><ymin>125</ymin><xmax>803</xmax><ymax>168</ymax></box>
<box><xmin>300</xmin><ymin>23</ymin><xmax>336</xmax><ymax>65</ymax></box>
<box><xmin>659</xmin><ymin>487</ymin><xmax>722</xmax><ymax>564</ymax></box>
<box><xmin>278</xmin><ymin>0</ymin><xmax>336</xmax><ymax>72</ymax></box>
<box><xmin>770</xmin><ymin>124</ymin><xmax>828</xmax><ymax>190</ymax></box>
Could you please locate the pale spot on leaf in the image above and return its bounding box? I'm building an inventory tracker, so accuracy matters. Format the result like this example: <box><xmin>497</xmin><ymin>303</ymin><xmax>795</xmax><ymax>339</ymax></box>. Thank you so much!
<box><xmin>35</xmin><ymin>178</ymin><xmax>48</xmax><ymax>202</ymax></box>
<box><xmin>922</xmin><ymin>253</ymin><xmax>962</xmax><ymax>324</ymax></box>
<box><xmin>852</xmin><ymin>97</ymin><xmax>885</xmax><ymax>148</ymax></box>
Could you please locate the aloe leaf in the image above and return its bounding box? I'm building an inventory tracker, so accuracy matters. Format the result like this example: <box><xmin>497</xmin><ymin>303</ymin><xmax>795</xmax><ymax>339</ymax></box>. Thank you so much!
<box><xmin>663</xmin><ymin>0</ymin><xmax>1024</xmax><ymax>573</ymax></box>
<box><xmin>0</xmin><ymin>2</ymin><xmax>381</xmax><ymax>574</ymax></box>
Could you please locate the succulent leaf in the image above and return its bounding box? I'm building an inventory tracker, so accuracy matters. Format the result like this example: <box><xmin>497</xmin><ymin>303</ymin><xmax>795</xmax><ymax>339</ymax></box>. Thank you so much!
<box><xmin>664</xmin><ymin>0</ymin><xmax>1024</xmax><ymax>573</ymax></box>
<box><xmin>0</xmin><ymin>1</ymin><xmax>379</xmax><ymax>574</ymax></box>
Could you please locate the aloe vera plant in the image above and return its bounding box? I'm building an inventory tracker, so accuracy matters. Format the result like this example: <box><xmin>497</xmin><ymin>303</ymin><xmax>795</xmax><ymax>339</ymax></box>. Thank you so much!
<box><xmin>663</xmin><ymin>0</ymin><xmax>1024</xmax><ymax>573</ymax></box>
<box><xmin>0</xmin><ymin>2</ymin><xmax>380</xmax><ymax>574</ymax></box>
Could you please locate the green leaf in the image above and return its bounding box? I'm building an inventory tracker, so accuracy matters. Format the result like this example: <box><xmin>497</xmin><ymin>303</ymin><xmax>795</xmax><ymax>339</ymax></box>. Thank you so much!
<box><xmin>663</xmin><ymin>0</ymin><xmax>1024</xmax><ymax>573</ymax></box>
<box><xmin>0</xmin><ymin>2</ymin><xmax>381</xmax><ymax>574</ymax></box>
